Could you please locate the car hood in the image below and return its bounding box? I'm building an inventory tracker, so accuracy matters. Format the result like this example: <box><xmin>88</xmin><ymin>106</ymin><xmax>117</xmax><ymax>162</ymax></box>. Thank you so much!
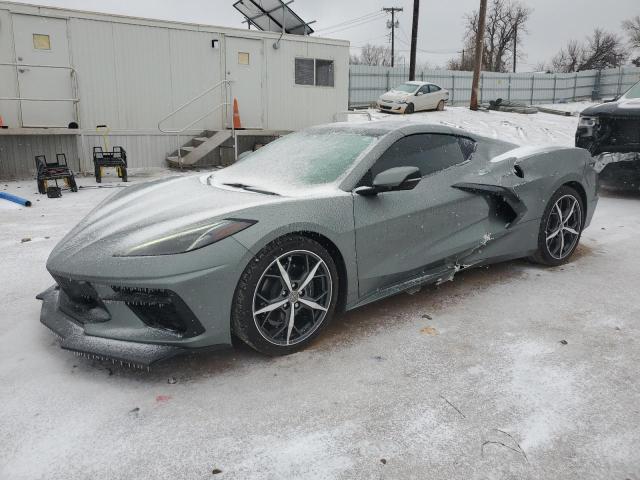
<box><xmin>581</xmin><ymin>97</ymin><xmax>640</xmax><ymax>118</ymax></box>
<box><xmin>379</xmin><ymin>91</ymin><xmax>412</xmax><ymax>102</ymax></box>
<box><xmin>48</xmin><ymin>175</ymin><xmax>283</xmax><ymax>269</ymax></box>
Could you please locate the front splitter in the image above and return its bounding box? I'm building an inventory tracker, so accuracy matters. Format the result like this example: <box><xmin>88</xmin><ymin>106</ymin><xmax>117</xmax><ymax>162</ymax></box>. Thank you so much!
<box><xmin>37</xmin><ymin>286</ymin><xmax>185</xmax><ymax>368</ymax></box>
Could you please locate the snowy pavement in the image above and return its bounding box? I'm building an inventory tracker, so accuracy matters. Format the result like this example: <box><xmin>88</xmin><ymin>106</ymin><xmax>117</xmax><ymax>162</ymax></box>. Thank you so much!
<box><xmin>2</xmin><ymin>107</ymin><xmax>640</xmax><ymax>479</ymax></box>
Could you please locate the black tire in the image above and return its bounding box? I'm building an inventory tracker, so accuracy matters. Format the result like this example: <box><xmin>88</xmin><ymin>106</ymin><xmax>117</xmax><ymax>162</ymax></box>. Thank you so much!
<box><xmin>436</xmin><ymin>100</ymin><xmax>445</xmax><ymax>111</ymax></box>
<box><xmin>231</xmin><ymin>235</ymin><xmax>339</xmax><ymax>356</ymax></box>
<box><xmin>530</xmin><ymin>185</ymin><xmax>585</xmax><ymax>266</ymax></box>
<box><xmin>405</xmin><ymin>103</ymin><xmax>415</xmax><ymax>114</ymax></box>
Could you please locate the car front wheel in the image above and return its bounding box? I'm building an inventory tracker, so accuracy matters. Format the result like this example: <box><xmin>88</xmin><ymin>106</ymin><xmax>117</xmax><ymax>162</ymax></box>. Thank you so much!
<box><xmin>530</xmin><ymin>185</ymin><xmax>584</xmax><ymax>266</ymax></box>
<box><xmin>232</xmin><ymin>235</ymin><xmax>339</xmax><ymax>356</ymax></box>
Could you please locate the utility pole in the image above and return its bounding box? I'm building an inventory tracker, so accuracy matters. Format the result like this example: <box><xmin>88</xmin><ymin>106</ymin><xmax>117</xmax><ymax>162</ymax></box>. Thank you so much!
<box><xmin>513</xmin><ymin>23</ymin><xmax>517</xmax><ymax>73</ymax></box>
<box><xmin>470</xmin><ymin>0</ymin><xmax>488</xmax><ymax>110</ymax></box>
<box><xmin>383</xmin><ymin>7</ymin><xmax>403</xmax><ymax>67</ymax></box>
<box><xmin>461</xmin><ymin>49</ymin><xmax>465</xmax><ymax>67</ymax></box>
<box><xmin>409</xmin><ymin>0</ymin><xmax>420</xmax><ymax>80</ymax></box>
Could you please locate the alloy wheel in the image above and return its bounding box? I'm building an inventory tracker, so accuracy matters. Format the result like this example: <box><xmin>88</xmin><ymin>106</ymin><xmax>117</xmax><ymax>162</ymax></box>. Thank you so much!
<box><xmin>252</xmin><ymin>250</ymin><xmax>332</xmax><ymax>346</ymax></box>
<box><xmin>545</xmin><ymin>194</ymin><xmax>582</xmax><ymax>260</ymax></box>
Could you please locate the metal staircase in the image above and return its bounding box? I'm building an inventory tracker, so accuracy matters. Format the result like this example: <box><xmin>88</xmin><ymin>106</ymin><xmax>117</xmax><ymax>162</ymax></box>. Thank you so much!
<box><xmin>158</xmin><ymin>80</ymin><xmax>236</xmax><ymax>168</ymax></box>
<box><xmin>165</xmin><ymin>130</ymin><xmax>233</xmax><ymax>168</ymax></box>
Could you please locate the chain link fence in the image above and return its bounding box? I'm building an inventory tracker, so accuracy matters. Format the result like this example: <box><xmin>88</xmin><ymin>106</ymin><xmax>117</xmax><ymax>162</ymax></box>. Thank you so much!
<box><xmin>349</xmin><ymin>65</ymin><xmax>640</xmax><ymax>108</ymax></box>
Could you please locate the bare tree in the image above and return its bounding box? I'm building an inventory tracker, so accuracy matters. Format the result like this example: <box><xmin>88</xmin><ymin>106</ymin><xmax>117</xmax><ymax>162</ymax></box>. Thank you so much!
<box><xmin>551</xmin><ymin>40</ymin><xmax>582</xmax><ymax>73</ymax></box>
<box><xmin>622</xmin><ymin>15</ymin><xmax>640</xmax><ymax>48</ymax></box>
<box><xmin>447</xmin><ymin>0</ymin><xmax>531</xmax><ymax>72</ymax></box>
<box><xmin>350</xmin><ymin>44</ymin><xmax>396</xmax><ymax>66</ymax></box>
<box><xmin>550</xmin><ymin>29</ymin><xmax>628</xmax><ymax>72</ymax></box>
<box><xmin>622</xmin><ymin>15</ymin><xmax>640</xmax><ymax>66</ymax></box>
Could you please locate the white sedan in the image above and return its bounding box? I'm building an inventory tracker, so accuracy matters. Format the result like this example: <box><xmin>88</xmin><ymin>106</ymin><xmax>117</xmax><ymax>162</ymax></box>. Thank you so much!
<box><xmin>377</xmin><ymin>81</ymin><xmax>449</xmax><ymax>114</ymax></box>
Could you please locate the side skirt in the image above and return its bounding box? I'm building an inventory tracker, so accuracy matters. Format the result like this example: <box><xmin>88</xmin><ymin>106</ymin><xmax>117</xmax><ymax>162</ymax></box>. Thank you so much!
<box><xmin>347</xmin><ymin>265</ymin><xmax>457</xmax><ymax>311</ymax></box>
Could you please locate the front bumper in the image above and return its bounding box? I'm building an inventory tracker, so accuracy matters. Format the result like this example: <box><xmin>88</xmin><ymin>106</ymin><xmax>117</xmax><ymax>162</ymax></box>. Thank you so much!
<box><xmin>38</xmin><ymin>286</ymin><xmax>187</xmax><ymax>367</ymax></box>
<box><xmin>39</xmin><ymin>235</ymin><xmax>253</xmax><ymax>365</ymax></box>
<box><xmin>377</xmin><ymin>101</ymin><xmax>407</xmax><ymax>113</ymax></box>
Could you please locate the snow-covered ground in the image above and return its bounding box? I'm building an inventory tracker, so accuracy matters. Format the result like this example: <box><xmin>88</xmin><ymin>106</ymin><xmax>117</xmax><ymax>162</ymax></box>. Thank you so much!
<box><xmin>2</xmin><ymin>106</ymin><xmax>640</xmax><ymax>479</ymax></box>
<box><xmin>536</xmin><ymin>101</ymin><xmax>597</xmax><ymax>116</ymax></box>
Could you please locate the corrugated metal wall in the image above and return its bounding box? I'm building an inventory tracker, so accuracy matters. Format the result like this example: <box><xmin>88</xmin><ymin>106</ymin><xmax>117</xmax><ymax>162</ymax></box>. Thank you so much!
<box><xmin>0</xmin><ymin>135</ymin><xmax>79</xmax><ymax>179</ymax></box>
<box><xmin>79</xmin><ymin>132</ymin><xmax>197</xmax><ymax>172</ymax></box>
<box><xmin>349</xmin><ymin>65</ymin><xmax>640</xmax><ymax>107</ymax></box>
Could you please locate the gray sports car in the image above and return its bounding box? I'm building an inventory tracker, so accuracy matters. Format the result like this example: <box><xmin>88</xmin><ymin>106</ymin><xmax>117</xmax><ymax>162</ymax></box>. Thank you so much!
<box><xmin>38</xmin><ymin>121</ymin><xmax>599</xmax><ymax>366</ymax></box>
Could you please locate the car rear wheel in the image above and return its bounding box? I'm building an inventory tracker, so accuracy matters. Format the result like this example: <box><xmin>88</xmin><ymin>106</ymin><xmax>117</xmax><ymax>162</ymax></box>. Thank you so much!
<box><xmin>530</xmin><ymin>185</ymin><xmax>584</xmax><ymax>266</ymax></box>
<box><xmin>232</xmin><ymin>235</ymin><xmax>339</xmax><ymax>356</ymax></box>
<box><xmin>436</xmin><ymin>100</ymin><xmax>445</xmax><ymax>111</ymax></box>
<box><xmin>405</xmin><ymin>103</ymin><xmax>415</xmax><ymax>114</ymax></box>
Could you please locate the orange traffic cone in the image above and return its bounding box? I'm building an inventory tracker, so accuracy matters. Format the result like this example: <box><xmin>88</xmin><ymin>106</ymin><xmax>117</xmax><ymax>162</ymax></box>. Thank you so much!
<box><xmin>233</xmin><ymin>98</ymin><xmax>242</xmax><ymax>130</ymax></box>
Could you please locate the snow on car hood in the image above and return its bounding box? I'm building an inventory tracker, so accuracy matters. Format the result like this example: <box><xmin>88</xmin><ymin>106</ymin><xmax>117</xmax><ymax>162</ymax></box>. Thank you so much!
<box><xmin>379</xmin><ymin>90</ymin><xmax>412</xmax><ymax>103</ymax></box>
<box><xmin>48</xmin><ymin>175</ymin><xmax>282</xmax><ymax>265</ymax></box>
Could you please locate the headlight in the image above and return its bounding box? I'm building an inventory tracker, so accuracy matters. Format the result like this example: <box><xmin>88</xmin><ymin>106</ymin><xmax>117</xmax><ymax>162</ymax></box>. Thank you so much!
<box><xmin>397</xmin><ymin>100</ymin><xmax>408</xmax><ymax>105</ymax></box>
<box><xmin>115</xmin><ymin>219</ymin><xmax>256</xmax><ymax>257</ymax></box>
<box><xmin>579</xmin><ymin>116</ymin><xmax>598</xmax><ymax>128</ymax></box>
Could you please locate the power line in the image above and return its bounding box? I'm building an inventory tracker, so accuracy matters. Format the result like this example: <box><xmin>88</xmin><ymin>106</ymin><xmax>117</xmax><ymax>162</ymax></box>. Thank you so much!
<box><xmin>314</xmin><ymin>11</ymin><xmax>382</xmax><ymax>33</ymax></box>
<box><xmin>316</xmin><ymin>13</ymin><xmax>385</xmax><ymax>36</ymax></box>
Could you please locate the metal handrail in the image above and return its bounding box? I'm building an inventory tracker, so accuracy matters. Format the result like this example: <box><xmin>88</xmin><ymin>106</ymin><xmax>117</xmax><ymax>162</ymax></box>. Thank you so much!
<box><xmin>335</xmin><ymin>110</ymin><xmax>373</xmax><ymax>122</ymax></box>
<box><xmin>0</xmin><ymin>63</ymin><xmax>80</xmax><ymax>124</ymax></box>
<box><xmin>158</xmin><ymin>79</ymin><xmax>232</xmax><ymax>134</ymax></box>
<box><xmin>156</xmin><ymin>79</ymin><xmax>235</xmax><ymax>166</ymax></box>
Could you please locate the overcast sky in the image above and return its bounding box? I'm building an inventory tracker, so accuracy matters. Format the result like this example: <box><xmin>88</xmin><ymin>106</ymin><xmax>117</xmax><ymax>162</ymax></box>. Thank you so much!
<box><xmin>9</xmin><ymin>0</ymin><xmax>639</xmax><ymax>70</ymax></box>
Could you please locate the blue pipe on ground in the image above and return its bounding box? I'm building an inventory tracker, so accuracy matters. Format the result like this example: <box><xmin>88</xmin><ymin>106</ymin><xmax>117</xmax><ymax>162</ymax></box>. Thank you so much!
<box><xmin>0</xmin><ymin>192</ymin><xmax>32</xmax><ymax>207</ymax></box>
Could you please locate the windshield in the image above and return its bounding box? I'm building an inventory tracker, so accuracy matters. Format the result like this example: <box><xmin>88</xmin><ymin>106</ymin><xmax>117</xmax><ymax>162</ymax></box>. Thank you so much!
<box><xmin>392</xmin><ymin>83</ymin><xmax>419</xmax><ymax>93</ymax></box>
<box><xmin>623</xmin><ymin>81</ymin><xmax>640</xmax><ymax>99</ymax></box>
<box><xmin>211</xmin><ymin>130</ymin><xmax>378</xmax><ymax>194</ymax></box>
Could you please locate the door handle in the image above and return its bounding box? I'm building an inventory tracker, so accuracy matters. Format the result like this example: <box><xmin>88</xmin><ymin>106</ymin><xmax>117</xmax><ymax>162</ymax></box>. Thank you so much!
<box><xmin>18</xmin><ymin>68</ymin><xmax>30</xmax><ymax>73</ymax></box>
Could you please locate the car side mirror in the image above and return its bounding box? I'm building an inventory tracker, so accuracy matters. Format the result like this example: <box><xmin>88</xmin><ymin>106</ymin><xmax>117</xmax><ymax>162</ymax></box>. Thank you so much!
<box><xmin>416</xmin><ymin>92</ymin><xmax>424</xmax><ymax>96</ymax></box>
<box><xmin>355</xmin><ymin>166</ymin><xmax>422</xmax><ymax>196</ymax></box>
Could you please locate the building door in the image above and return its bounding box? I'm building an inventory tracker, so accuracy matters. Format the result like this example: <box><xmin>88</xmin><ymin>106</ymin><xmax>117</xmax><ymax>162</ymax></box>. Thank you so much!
<box><xmin>12</xmin><ymin>14</ymin><xmax>75</xmax><ymax>127</ymax></box>
<box><xmin>225</xmin><ymin>37</ymin><xmax>263</xmax><ymax>129</ymax></box>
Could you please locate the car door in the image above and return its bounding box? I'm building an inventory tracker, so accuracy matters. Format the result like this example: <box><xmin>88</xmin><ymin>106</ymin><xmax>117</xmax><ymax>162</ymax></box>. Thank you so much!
<box><xmin>414</xmin><ymin>84</ymin><xmax>430</xmax><ymax>111</ymax></box>
<box><xmin>353</xmin><ymin>134</ymin><xmax>493</xmax><ymax>296</ymax></box>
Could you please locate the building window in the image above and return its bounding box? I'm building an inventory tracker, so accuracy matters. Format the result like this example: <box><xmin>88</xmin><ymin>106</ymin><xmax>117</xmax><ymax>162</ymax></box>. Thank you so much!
<box><xmin>295</xmin><ymin>58</ymin><xmax>315</xmax><ymax>85</ymax></box>
<box><xmin>33</xmin><ymin>34</ymin><xmax>51</xmax><ymax>50</ymax></box>
<box><xmin>295</xmin><ymin>58</ymin><xmax>334</xmax><ymax>87</ymax></box>
<box><xmin>238</xmin><ymin>52</ymin><xmax>250</xmax><ymax>65</ymax></box>
<box><xmin>315</xmin><ymin>59</ymin><xmax>334</xmax><ymax>87</ymax></box>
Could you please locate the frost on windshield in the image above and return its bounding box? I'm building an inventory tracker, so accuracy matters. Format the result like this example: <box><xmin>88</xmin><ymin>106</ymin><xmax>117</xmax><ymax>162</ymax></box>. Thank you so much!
<box><xmin>213</xmin><ymin>131</ymin><xmax>377</xmax><ymax>192</ymax></box>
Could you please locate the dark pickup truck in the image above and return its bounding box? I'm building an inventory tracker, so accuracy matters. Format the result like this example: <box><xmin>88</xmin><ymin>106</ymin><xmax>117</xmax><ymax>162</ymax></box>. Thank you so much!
<box><xmin>576</xmin><ymin>80</ymin><xmax>640</xmax><ymax>188</ymax></box>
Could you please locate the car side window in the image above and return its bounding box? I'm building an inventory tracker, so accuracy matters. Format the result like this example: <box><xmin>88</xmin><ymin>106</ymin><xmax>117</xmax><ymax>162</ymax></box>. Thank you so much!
<box><xmin>418</xmin><ymin>85</ymin><xmax>430</xmax><ymax>94</ymax></box>
<box><xmin>369</xmin><ymin>134</ymin><xmax>467</xmax><ymax>181</ymax></box>
<box><xmin>429</xmin><ymin>85</ymin><xmax>441</xmax><ymax>93</ymax></box>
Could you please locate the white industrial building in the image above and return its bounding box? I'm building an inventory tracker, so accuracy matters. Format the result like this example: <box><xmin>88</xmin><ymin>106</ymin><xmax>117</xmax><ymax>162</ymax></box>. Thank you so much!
<box><xmin>0</xmin><ymin>1</ymin><xmax>350</xmax><ymax>178</ymax></box>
